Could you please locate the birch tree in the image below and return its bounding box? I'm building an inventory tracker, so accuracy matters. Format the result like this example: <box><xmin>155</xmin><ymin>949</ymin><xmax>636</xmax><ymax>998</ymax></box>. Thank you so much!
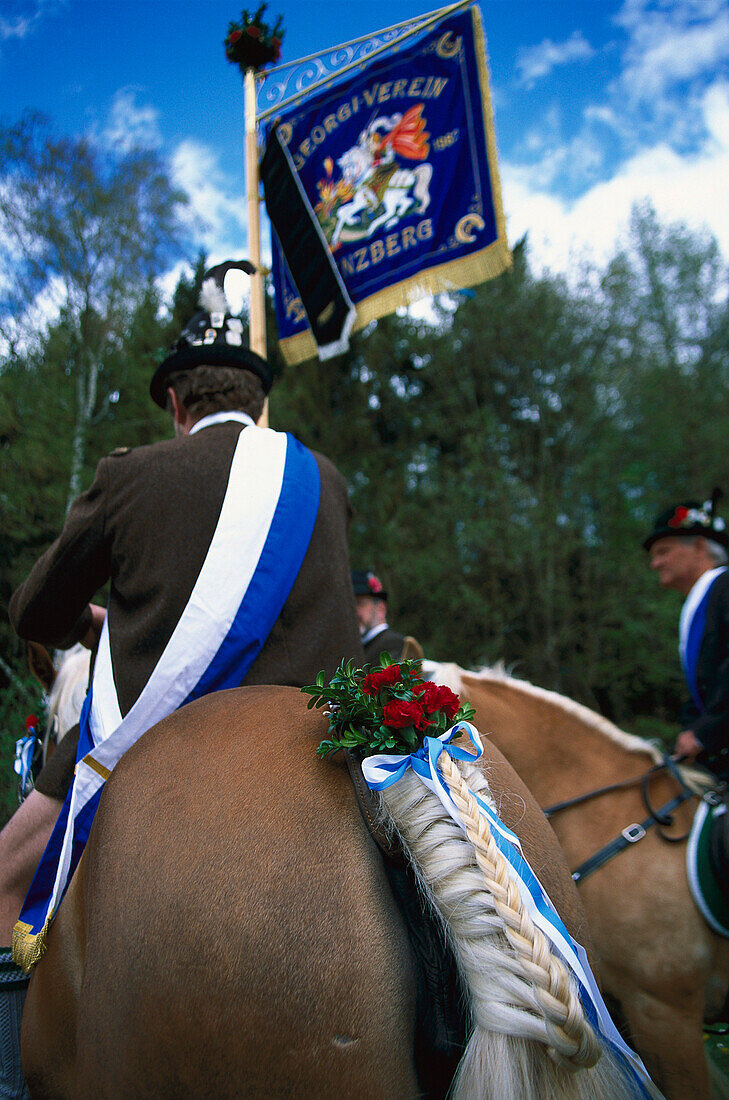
<box><xmin>0</xmin><ymin>112</ymin><xmax>190</xmax><ymax>509</ymax></box>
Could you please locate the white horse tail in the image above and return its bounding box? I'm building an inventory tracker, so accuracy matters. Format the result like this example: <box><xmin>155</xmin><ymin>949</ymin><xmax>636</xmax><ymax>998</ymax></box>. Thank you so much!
<box><xmin>379</xmin><ymin>760</ymin><xmax>640</xmax><ymax>1100</ymax></box>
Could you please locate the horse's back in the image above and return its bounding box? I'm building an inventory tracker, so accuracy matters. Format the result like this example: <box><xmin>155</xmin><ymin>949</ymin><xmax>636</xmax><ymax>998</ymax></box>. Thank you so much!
<box><xmin>23</xmin><ymin>686</ymin><xmax>418</xmax><ymax>1099</ymax></box>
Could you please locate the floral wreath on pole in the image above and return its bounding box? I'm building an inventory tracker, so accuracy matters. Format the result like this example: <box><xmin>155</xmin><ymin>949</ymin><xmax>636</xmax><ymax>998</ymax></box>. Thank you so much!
<box><xmin>224</xmin><ymin>3</ymin><xmax>284</xmax><ymax>74</ymax></box>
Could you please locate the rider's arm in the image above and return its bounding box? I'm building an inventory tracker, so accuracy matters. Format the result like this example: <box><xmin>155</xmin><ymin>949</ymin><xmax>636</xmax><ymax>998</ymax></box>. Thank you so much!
<box><xmin>9</xmin><ymin>459</ymin><xmax>112</xmax><ymax>649</ymax></box>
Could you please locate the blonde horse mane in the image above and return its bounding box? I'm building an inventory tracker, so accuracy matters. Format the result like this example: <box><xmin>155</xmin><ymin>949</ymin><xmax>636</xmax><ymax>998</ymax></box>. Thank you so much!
<box><xmin>44</xmin><ymin>644</ymin><xmax>91</xmax><ymax>756</ymax></box>
<box><xmin>425</xmin><ymin>660</ymin><xmax>663</xmax><ymax>763</ymax></box>
<box><xmin>428</xmin><ymin>661</ymin><xmax>721</xmax><ymax>796</ymax></box>
<box><xmin>378</xmin><ymin>760</ymin><xmax>650</xmax><ymax>1100</ymax></box>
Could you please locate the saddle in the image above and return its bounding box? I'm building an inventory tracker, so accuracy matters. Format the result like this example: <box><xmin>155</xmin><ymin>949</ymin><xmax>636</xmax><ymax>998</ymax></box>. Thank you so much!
<box><xmin>401</xmin><ymin>636</ymin><xmax>424</xmax><ymax>662</ymax></box>
<box><xmin>708</xmin><ymin>787</ymin><xmax>729</xmax><ymax>902</ymax></box>
<box><xmin>687</xmin><ymin>786</ymin><xmax>729</xmax><ymax>937</ymax></box>
<box><xmin>344</xmin><ymin>751</ymin><xmax>469</xmax><ymax>1099</ymax></box>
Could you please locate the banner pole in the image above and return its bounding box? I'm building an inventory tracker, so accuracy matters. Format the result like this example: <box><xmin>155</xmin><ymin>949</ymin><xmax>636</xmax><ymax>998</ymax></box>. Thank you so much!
<box><xmin>245</xmin><ymin>67</ymin><xmax>268</xmax><ymax>425</ymax></box>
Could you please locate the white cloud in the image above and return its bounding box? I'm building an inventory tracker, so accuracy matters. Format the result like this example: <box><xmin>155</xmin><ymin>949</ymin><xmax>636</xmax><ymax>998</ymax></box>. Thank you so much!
<box><xmin>503</xmin><ymin>80</ymin><xmax>729</xmax><ymax>275</ymax></box>
<box><xmin>615</xmin><ymin>0</ymin><xmax>729</xmax><ymax>103</ymax></box>
<box><xmin>0</xmin><ymin>0</ymin><xmax>63</xmax><ymax>44</ymax></box>
<box><xmin>101</xmin><ymin>89</ymin><xmax>162</xmax><ymax>152</ymax></box>
<box><xmin>515</xmin><ymin>32</ymin><xmax>594</xmax><ymax>88</ymax></box>
<box><xmin>171</xmin><ymin>139</ymin><xmax>250</xmax><ymax>260</ymax></box>
<box><xmin>582</xmin><ymin>104</ymin><xmax>630</xmax><ymax>139</ymax></box>
<box><xmin>516</xmin><ymin>127</ymin><xmax>606</xmax><ymax>191</ymax></box>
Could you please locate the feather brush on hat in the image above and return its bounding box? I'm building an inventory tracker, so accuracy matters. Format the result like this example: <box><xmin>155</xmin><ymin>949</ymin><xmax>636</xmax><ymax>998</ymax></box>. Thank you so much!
<box><xmin>198</xmin><ymin>278</ymin><xmax>230</xmax><ymax>317</ymax></box>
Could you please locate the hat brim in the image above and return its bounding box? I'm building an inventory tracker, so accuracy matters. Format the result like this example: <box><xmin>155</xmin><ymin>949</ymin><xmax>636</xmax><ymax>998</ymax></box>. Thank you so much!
<box><xmin>150</xmin><ymin>344</ymin><xmax>273</xmax><ymax>408</ymax></box>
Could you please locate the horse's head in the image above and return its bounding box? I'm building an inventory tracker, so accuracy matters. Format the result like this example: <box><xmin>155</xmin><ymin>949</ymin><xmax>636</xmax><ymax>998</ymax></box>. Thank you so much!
<box><xmin>48</xmin><ymin>645</ymin><xmax>90</xmax><ymax>743</ymax></box>
<box><xmin>338</xmin><ymin>145</ymin><xmax>369</xmax><ymax>184</ymax></box>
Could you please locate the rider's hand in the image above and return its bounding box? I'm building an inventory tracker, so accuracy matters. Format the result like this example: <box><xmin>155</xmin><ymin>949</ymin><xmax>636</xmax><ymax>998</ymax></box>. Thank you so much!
<box><xmin>674</xmin><ymin>729</ymin><xmax>703</xmax><ymax>762</ymax></box>
<box><xmin>80</xmin><ymin>604</ymin><xmax>106</xmax><ymax>650</ymax></box>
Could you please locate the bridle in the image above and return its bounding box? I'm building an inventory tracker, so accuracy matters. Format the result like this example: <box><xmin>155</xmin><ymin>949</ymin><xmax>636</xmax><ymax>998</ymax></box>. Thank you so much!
<box><xmin>543</xmin><ymin>754</ymin><xmax>701</xmax><ymax>884</ymax></box>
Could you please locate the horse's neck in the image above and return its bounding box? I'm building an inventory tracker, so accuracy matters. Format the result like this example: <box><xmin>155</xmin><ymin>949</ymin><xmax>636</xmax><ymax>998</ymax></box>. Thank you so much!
<box><xmin>459</xmin><ymin>671</ymin><xmax>655</xmax><ymax>802</ymax></box>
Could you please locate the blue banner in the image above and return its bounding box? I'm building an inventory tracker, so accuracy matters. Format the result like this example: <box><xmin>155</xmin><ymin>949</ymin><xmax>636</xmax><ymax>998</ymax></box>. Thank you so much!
<box><xmin>265</xmin><ymin>4</ymin><xmax>511</xmax><ymax>364</ymax></box>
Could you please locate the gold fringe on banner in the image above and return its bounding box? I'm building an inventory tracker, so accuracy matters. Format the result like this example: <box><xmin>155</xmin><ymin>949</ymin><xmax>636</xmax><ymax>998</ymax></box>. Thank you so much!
<box><xmin>278</xmin><ymin>235</ymin><xmax>512</xmax><ymax>366</ymax></box>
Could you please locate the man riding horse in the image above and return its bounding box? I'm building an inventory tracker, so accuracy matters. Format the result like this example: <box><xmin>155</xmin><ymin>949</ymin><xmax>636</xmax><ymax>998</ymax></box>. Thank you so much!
<box><xmin>644</xmin><ymin>492</ymin><xmax>729</xmax><ymax>774</ymax></box>
<box><xmin>0</xmin><ymin>264</ymin><xmax>363</xmax><ymax>1097</ymax></box>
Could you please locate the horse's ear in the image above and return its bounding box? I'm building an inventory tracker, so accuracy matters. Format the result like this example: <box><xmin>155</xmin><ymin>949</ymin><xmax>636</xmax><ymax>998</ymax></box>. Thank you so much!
<box><xmin>27</xmin><ymin>641</ymin><xmax>56</xmax><ymax>694</ymax></box>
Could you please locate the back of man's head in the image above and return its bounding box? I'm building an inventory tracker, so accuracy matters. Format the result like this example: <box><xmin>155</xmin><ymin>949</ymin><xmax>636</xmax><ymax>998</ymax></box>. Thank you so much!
<box><xmin>166</xmin><ymin>365</ymin><xmax>266</xmax><ymax>423</ymax></box>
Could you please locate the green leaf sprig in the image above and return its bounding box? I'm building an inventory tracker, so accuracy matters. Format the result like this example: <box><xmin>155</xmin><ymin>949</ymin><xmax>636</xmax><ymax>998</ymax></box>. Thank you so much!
<box><xmin>303</xmin><ymin>654</ymin><xmax>475</xmax><ymax>759</ymax></box>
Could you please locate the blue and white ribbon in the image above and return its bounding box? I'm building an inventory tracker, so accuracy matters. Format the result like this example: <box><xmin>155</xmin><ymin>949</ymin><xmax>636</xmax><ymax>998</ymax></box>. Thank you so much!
<box><xmin>363</xmin><ymin>723</ymin><xmax>658</xmax><ymax>1099</ymax></box>
<box><xmin>16</xmin><ymin>420</ymin><xmax>320</xmax><ymax>962</ymax></box>
<box><xmin>679</xmin><ymin>566</ymin><xmax>726</xmax><ymax>713</ymax></box>
<box><xmin>14</xmin><ymin>733</ymin><xmax>39</xmax><ymax>802</ymax></box>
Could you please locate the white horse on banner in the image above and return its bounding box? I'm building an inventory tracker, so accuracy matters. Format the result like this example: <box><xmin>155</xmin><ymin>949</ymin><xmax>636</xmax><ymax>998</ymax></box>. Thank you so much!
<box><xmin>330</xmin><ymin>145</ymin><xmax>432</xmax><ymax>246</ymax></box>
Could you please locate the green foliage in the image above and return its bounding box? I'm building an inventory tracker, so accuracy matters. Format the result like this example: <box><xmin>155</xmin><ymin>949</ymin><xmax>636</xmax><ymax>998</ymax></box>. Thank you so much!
<box><xmin>224</xmin><ymin>4</ymin><xmax>285</xmax><ymax>73</ymax></box>
<box><xmin>0</xmin><ymin>662</ymin><xmax>45</xmax><ymax>826</ymax></box>
<box><xmin>0</xmin><ymin>111</ymin><xmax>192</xmax><ymax>508</ymax></box>
<box><xmin>276</xmin><ymin>204</ymin><xmax>729</xmax><ymax>740</ymax></box>
<box><xmin>0</xmin><ymin>112</ymin><xmax>199</xmax><ymax>819</ymax></box>
<box><xmin>2</xmin><ymin>183</ymin><xmax>728</xmax><ymax>821</ymax></box>
<box><xmin>304</xmin><ymin>655</ymin><xmax>474</xmax><ymax>757</ymax></box>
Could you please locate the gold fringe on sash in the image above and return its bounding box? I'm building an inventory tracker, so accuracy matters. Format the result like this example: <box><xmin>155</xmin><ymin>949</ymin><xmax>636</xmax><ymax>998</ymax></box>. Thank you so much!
<box><xmin>12</xmin><ymin>914</ymin><xmax>53</xmax><ymax>974</ymax></box>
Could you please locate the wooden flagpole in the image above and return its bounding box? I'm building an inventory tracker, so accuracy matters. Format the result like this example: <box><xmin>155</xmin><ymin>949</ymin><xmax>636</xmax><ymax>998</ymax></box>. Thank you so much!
<box><xmin>244</xmin><ymin>66</ymin><xmax>268</xmax><ymax>425</ymax></box>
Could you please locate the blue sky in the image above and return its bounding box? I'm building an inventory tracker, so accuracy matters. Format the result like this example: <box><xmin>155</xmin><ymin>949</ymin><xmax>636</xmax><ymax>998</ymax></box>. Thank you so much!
<box><xmin>2</xmin><ymin>0</ymin><xmax>728</xmax><ymax>284</ymax></box>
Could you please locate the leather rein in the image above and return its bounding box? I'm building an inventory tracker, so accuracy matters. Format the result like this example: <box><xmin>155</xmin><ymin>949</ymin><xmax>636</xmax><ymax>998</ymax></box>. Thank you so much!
<box><xmin>543</xmin><ymin>754</ymin><xmax>697</xmax><ymax>884</ymax></box>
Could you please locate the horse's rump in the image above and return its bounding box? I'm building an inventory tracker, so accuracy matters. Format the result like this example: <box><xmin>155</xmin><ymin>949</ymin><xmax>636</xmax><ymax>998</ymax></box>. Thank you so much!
<box><xmin>22</xmin><ymin>685</ymin><xmax>633</xmax><ymax>1100</ymax></box>
<box><xmin>23</xmin><ymin>687</ymin><xmax>419</xmax><ymax>1099</ymax></box>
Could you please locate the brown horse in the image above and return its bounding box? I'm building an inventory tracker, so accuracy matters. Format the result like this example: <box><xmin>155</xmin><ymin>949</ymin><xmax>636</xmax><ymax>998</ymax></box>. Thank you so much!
<box><xmin>20</xmin><ymin>686</ymin><xmax>646</xmax><ymax>1099</ymax></box>
<box><xmin>428</xmin><ymin>662</ymin><xmax>729</xmax><ymax>1100</ymax></box>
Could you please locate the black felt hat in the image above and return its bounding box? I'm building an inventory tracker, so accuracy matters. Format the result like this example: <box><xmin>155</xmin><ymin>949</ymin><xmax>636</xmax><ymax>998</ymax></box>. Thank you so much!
<box><xmin>643</xmin><ymin>491</ymin><xmax>728</xmax><ymax>550</ymax></box>
<box><xmin>351</xmin><ymin>570</ymin><xmax>387</xmax><ymax>600</ymax></box>
<box><xmin>150</xmin><ymin>260</ymin><xmax>273</xmax><ymax>408</ymax></box>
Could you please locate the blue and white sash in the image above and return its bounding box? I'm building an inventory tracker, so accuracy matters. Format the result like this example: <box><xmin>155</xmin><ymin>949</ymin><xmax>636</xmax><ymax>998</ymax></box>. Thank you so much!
<box><xmin>363</xmin><ymin>724</ymin><xmax>659</xmax><ymax>1099</ymax></box>
<box><xmin>680</xmin><ymin>567</ymin><xmax>726</xmax><ymax>712</ymax></box>
<box><xmin>14</xmin><ymin>420</ymin><xmax>320</xmax><ymax>970</ymax></box>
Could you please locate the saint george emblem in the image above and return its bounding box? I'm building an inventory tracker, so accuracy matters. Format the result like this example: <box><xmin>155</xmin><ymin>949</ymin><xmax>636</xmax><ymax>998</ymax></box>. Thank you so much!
<box><xmin>315</xmin><ymin>104</ymin><xmax>433</xmax><ymax>249</ymax></box>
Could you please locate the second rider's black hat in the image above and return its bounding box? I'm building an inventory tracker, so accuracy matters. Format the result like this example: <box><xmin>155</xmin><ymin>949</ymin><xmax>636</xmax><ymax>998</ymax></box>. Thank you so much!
<box><xmin>351</xmin><ymin>570</ymin><xmax>387</xmax><ymax>600</ymax></box>
<box><xmin>643</xmin><ymin>492</ymin><xmax>728</xmax><ymax>551</ymax></box>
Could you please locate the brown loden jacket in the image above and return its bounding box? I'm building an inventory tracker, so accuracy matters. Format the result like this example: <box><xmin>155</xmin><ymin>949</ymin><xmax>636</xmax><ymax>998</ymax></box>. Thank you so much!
<box><xmin>10</xmin><ymin>421</ymin><xmax>363</xmax><ymax>716</ymax></box>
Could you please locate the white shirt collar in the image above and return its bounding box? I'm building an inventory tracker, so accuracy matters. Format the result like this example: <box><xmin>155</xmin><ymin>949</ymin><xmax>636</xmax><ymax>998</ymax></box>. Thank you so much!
<box><xmin>362</xmin><ymin>622</ymin><xmax>389</xmax><ymax>645</ymax></box>
<box><xmin>189</xmin><ymin>411</ymin><xmax>256</xmax><ymax>436</ymax></box>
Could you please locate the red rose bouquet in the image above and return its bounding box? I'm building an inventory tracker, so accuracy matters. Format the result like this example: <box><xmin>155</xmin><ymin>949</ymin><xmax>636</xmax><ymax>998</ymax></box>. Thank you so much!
<box><xmin>303</xmin><ymin>655</ymin><xmax>474</xmax><ymax>758</ymax></box>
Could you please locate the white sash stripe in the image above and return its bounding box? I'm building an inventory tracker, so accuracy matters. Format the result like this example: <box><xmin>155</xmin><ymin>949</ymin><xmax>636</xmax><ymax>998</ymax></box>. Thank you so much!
<box><xmin>679</xmin><ymin>566</ymin><xmax>725</xmax><ymax>667</ymax></box>
<box><xmin>89</xmin><ymin>425</ymin><xmax>286</xmax><ymax>762</ymax></box>
<box><xmin>46</xmin><ymin>425</ymin><xmax>290</xmax><ymax>922</ymax></box>
<box><xmin>89</xmin><ymin>621</ymin><xmax>122</xmax><ymax>744</ymax></box>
